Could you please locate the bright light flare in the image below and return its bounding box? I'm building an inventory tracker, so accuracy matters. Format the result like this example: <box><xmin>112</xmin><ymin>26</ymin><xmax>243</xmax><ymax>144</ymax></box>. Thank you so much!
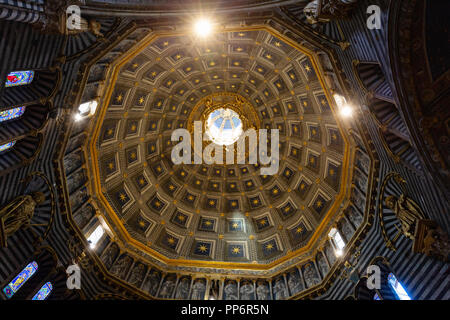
<box><xmin>340</xmin><ymin>104</ymin><xmax>353</xmax><ymax>118</ymax></box>
<box><xmin>194</xmin><ymin>18</ymin><xmax>213</xmax><ymax>37</ymax></box>
<box><xmin>335</xmin><ymin>249</ymin><xmax>343</xmax><ymax>257</ymax></box>
<box><xmin>333</xmin><ymin>93</ymin><xmax>353</xmax><ymax>118</ymax></box>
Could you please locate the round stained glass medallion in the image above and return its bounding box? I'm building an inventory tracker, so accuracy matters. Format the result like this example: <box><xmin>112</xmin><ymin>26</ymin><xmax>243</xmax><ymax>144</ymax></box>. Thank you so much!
<box><xmin>206</xmin><ymin>108</ymin><xmax>243</xmax><ymax>146</ymax></box>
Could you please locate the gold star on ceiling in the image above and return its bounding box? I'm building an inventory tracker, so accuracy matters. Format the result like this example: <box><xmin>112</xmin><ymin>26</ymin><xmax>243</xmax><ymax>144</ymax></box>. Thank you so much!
<box><xmin>232</xmin><ymin>247</ymin><xmax>241</xmax><ymax>254</ymax></box>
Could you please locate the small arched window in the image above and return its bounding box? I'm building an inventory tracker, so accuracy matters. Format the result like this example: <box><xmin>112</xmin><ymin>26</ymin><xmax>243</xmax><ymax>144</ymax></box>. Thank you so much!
<box><xmin>5</xmin><ymin>71</ymin><xmax>35</xmax><ymax>87</ymax></box>
<box><xmin>2</xmin><ymin>261</ymin><xmax>38</xmax><ymax>299</ymax></box>
<box><xmin>0</xmin><ymin>141</ymin><xmax>16</xmax><ymax>153</ymax></box>
<box><xmin>388</xmin><ymin>273</ymin><xmax>411</xmax><ymax>300</ymax></box>
<box><xmin>31</xmin><ymin>282</ymin><xmax>53</xmax><ymax>300</ymax></box>
<box><xmin>0</xmin><ymin>106</ymin><xmax>26</xmax><ymax>122</ymax></box>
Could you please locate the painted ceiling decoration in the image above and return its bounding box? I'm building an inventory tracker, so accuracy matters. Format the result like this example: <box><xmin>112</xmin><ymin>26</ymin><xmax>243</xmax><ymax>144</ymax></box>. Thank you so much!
<box><xmin>61</xmin><ymin>17</ymin><xmax>376</xmax><ymax>299</ymax></box>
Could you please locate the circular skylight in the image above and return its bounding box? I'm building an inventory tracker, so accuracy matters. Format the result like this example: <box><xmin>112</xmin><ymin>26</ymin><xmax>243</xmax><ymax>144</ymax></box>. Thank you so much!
<box><xmin>206</xmin><ymin>108</ymin><xmax>243</xmax><ymax>146</ymax></box>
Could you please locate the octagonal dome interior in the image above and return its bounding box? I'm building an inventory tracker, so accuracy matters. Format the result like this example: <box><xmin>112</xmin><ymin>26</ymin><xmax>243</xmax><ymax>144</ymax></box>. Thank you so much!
<box><xmin>87</xmin><ymin>28</ymin><xmax>354</xmax><ymax>272</ymax></box>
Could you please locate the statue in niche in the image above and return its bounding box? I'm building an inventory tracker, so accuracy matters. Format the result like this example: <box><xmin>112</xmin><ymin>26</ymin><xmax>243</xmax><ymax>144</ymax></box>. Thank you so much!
<box><xmin>110</xmin><ymin>255</ymin><xmax>132</xmax><ymax>279</ymax></box>
<box><xmin>317</xmin><ymin>253</ymin><xmax>330</xmax><ymax>277</ymax></box>
<box><xmin>303</xmin><ymin>263</ymin><xmax>321</xmax><ymax>288</ymax></box>
<box><xmin>325</xmin><ymin>243</ymin><xmax>336</xmax><ymax>265</ymax></box>
<box><xmin>191</xmin><ymin>279</ymin><xmax>206</xmax><ymax>300</ymax></box>
<box><xmin>159</xmin><ymin>275</ymin><xmax>176</xmax><ymax>298</ymax></box>
<box><xmin>355</xmin><ymin>150</ymin><xmax>370</xmax><ymax>173</ymax></box>
<box><xmin>70</xmin><ymin>187</ymin><xmax>88</xmax><ymax>209</ymax></box>
<box><xmin>347</xmin><ymin>206</ymin><xmax>363</xmax><ymax>228</ymax></box>
<box><xmin>76</xmin><ymin>204</ymin><xmax>94</xmax><ymax>228</ymax></box>
<box><xmin>175</xmin><ymin>277</ymin><xmax>190</xmax><ymax>299</ymax></box>
<box><xmin>287</xmin><ymin>270</ymin><xmax>303</xmax><ymax>295</ymax></box>
<box><xmin>101</xmin><ymin>244</ymin><xmax>119</xmax><ymax>269</ymax></box>
<box><xmin>354</xmin><ymin>170</ymin><xmax>368</xmax><ymax>191</ymax></box>
<box><xmin>340</xmin><ymin>219</ymin><xmax>354</xmax><ymax>242</ymax></box>
<box><xmin>351</xmin><ymin>189</ymin><xmax>365</xmax><ymax>212</ymax></box>
<box><xmin>67</xmin><ymin>171</ymin><xmax>86</xmax><ymax>193</ymax></box>
<box><xmin>272</xmin><ymin>277</ymin><xmax>288</xmax><ymax>300</ymax></box>
<box><xmin>0</xmin><ymin>192</ymin><xmax>45</xmax><ymax>247</ymax></box>
<box><xmin>304</xmin><ymin>0</ymin><xmax>356</xmax><ymax>24</ymax></box>
<box><xmin>256</xmin><ymin>280</ymin><xmax>270</xmax><ymax>300</ymax></box>
<box><xmin>224</xmin><ymin>280</ymin><xmax>238</xmax><ymax>300</ymax></box>
<box><xmin>239</xmin><ymin>280</ymin><xmax>255</xmax><ymax>300</ymax></box>
<box><xmin>63</xmin><ymin>152</ymin><xmax>82</xmax><ymax>174</ymax></box>
<box><xmin>412</xmin><ymin>220</ymin><xmax>450</xmax><ymax>262</ymax></box>
<box><xmin>128</xmin><ymin>263</ymin><xmax>145</xmax><ymax>287</ymax></box>
<box><xmin>209</xmin><ymin>279</ymin><xmax>220</xmax><ymax>300</ymax></box>
<box><xmin>142</xmin><ymin>270</ymin><xmax>161</xmax><ymax>296</ymax></box>
<box><xmin>385</xmin><ymin>194</ymin><xmax>425</xmax><ymax>240</ymax></box>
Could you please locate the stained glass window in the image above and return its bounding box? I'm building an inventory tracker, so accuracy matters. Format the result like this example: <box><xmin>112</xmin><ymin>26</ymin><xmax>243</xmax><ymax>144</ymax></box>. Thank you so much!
<box><xmin>0</xmin><ymin>141</ymin><xmax>16</xmax><ymax>153</ymax></box>
<box><xmin>31</xmin><ymin>282</ymin><xmax>53</xmax><ymax>300</ymax></box>
<box><xmin>373</xmin><ymin>292</ymin><xmax>381</xmax><ymax>300</ymax></box>
<box><xmin>5</xmin><ymin>70</ymin><xmax>35</xmax><ymax>87</ymax></box>
<box><xmin>0</xmin><ymin>106</ymin><xmax>26</xmax><ymax>122</ymax></box>
<box><xmin>2</xmin><ymin>261</ymin><xmax>38</xmax><ymax>299</ymax></box>
<box><xmin>388</xmin><ymin>273</ymin><xmax>411</xmax><ymax>300</ymax></box>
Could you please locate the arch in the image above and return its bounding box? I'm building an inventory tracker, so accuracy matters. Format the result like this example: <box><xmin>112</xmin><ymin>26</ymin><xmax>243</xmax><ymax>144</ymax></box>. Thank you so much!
<box><xmin>367</xmin><ymin>97</ymin><xmax>409</xmax><ymax>138</ymax></box>
<box><xmin>353</xmin><ymin>61</ymin><xmax>393</xmax><ymax>101</ymax></box>
<box><xmin>379</xmin><ymin>128</ymin><xmax>422</xmax><ymax>171</ymax></box>
<box><xmin>1</xmin><ymin>68</ymin><xmax>61</xmax><ymax>108</ymax></box>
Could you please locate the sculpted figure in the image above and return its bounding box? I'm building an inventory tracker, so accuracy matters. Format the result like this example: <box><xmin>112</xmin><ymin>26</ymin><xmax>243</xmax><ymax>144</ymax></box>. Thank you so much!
<box><xmin>317</xmin><ymin>253</ymin><xmax>330</xmax><ymax>277</ymax></box>
<box><xmin>239</xmin><ymin>281</ymin><xmax>255</xmax><ymax>300</ymax></box>
<box><xmin>128</xmin><ymin>263</ymin><xmax>145</xmax><ymax>287</ymax></box>
<box><xmin>340</xmin><ymin>219</ymin><xmax>354</xmax><ymax>242</ymax></box>
<box><xmin>159</xmin><ymin>276</ymin><xmax>176</xmax><ymax>298</ymax></box>
<box><xmin>347</xmin><ymin>206</ymin><xmax>363</xmax><ymax>228</ymax></box>
<box><xmin>0</xmin><ymin>192</ymin><xmax>45</xmax><ymax>246</ymax></box>
<box><xmin>110</xmin><ymin>256</ymin><xmax>132</xmax><ymax>278</ymax></box>
<box><xmin>303</xmin><ymin>263</ymin><xmax>321</xmax><ymax>288</ymax></box>
<box><xmin>423</xmin><ymin>226</ymin><xmax>449</xmax><ymax>262</ymax></box>
<box><xmin>224</xmin><ymin>280</ymin><xmax>238</xmax><ymax>300</ymax></box>
<box><xmin>143</xmin><ymin>270</ymin><xmax>161</xmax><ymax>296</ymax></box>
<box><xmin>304</xmin><ymin>0</ymin><xmax>356</xmax><ymax>24</ymax></box>
<box><xmin>256</xmin><ymin>280</ymin><xmax>270</xmax><ymax>300</ymax></box>
<box><xmin>209</xmin><ymin>279</ymin><xmax>220</xmax><ymax>300</ymax></box>
<box><xmin>385</xmin><ymin>195</ymin><xmax>425</xmax><ymax>240</ymax></box>
<box><xmin>287</xmin><ymin>270</ymin><xmax>303</xmax><ymax>295</ymax></box>
<box><xmin>191</xmin><ymin>279</ymin><xmax>206</xmax><ymax>300</ymax></box>
<box><xmin>102</xmin><ymin>244</ymin><xmax>119</xmax><ymax>269</ymax></box>
<box><xmin>175</xmin><ymin>277</ymin><xmax>190</xmax><ymax>299</ymax></box>
<box><xmin>272</xmin><ymin>278</ymin><xmax>288</xmax><ymax>300</ymax></box>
